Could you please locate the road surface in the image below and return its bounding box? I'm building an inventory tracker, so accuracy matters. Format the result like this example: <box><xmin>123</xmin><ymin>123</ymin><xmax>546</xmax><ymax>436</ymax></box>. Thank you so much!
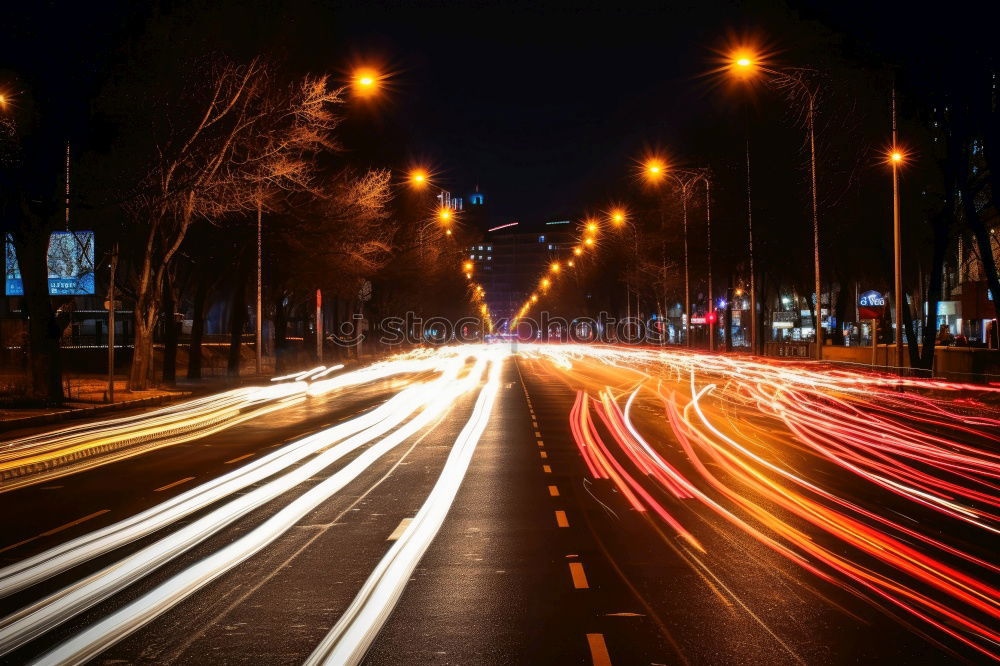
<box><xmin>0</xmin><ymin>344</ymin><xmax>995</xmax><ymax>664</ymax></box>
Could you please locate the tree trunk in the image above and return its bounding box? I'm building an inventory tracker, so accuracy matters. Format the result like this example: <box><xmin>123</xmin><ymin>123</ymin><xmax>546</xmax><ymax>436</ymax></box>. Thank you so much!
<box><xmin>831</xmin><ymin>287</ymin><xmax>846</xmax><ymax>345</ymax></box>
<box><xmin>129</xmin><ymin>308</ymin><xmax>157</xmax><ymax>390</ymax></box>
<box><xmin>187</xmin><ymin>277</ymin><xmax>209</xmax><ymax>379</ymax></box>
<box><xmin>161</xmin><ymin>274</ymin><xmax>179</xmax><ymax>386</ymax></box>
<box><xmin>272</xmin><ymin>291</ymin><xmax>289</xmax><ymax>373</ymax></box>
<box><xmin>917</xmin><ymin>208</ymin><xmax>950</xmax><ymax>370</ymax></box>
<box><xmin>227</xmin><ymin>255</ymin><xmax>250</xmax><ymax>378</ymax></box>
<box><xmin>962</xmin><ymin>192</ymin><xmax>1000</xmax><ymax>321</ymax></box>
<box><xmin>724</xmin><ymin>275</ymin><xmax>733</xmax><ymax>352</ymax></box>
<box><xmin>12</xmin><ymin>232</ymin><xmax>64</xmax><ymax>404</ymax></box>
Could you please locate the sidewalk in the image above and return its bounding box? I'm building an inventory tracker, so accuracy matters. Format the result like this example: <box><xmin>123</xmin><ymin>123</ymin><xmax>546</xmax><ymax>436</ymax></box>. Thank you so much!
<box><xmin>0</xmin><ymin>377</ymin><xmax>239</xmax><ymax>435</ymax></box>
<box><xmin>0</xmin><ymin>352</ymin><xmax>388</xmax><ymax>436</ymax></box>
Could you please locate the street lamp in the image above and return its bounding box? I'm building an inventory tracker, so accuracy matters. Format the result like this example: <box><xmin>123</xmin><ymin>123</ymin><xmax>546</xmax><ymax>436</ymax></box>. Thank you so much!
<box><xmin>410</xmin><ymin>169</ymin><xmax>428</xmax><ymax>187</ymax></box>
<box><xmin>643</xmin><ymin>160</ymin><xmax>710</xmax><ymax>348</ymax></box>
<box><xmin>352</xmin><ymin>68</ymin><xmax>381</xmax><ymax>97</ymax></box>
<box><xmin>889</xmin><ymin>146</ymin><xmax>906</xmax><ymax>370</ymax></box>
<box><xmin>608</xmin><ymin>207</ymin><xmax>640</xmax><ymax>324</ymax></box>
<box><xmin>729</xmin><ymin>49</ymin><xmax>823</xmax><ymax>359</ymax></box>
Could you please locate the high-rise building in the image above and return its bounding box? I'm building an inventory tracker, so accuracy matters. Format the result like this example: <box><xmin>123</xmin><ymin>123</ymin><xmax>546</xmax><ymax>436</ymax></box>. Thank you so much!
<box><xmin>466</xmin><ymin>219</ymin><xmax>575</xmax><ymax>325</ymax></box>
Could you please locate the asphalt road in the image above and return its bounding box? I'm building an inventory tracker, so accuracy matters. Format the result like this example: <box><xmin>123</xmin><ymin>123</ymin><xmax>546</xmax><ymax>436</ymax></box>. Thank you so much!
<box><xmin>0</xmin><ymin>345</ymin><xmax>994</xmax><ymax>664</ymax></box>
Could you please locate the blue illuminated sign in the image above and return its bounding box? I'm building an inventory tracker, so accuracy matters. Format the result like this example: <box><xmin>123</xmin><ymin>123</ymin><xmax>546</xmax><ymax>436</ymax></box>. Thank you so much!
<box><xmin>5</xmin><ymin>231</ymin><xmax>96</xmax><ymax>296</ymax></box>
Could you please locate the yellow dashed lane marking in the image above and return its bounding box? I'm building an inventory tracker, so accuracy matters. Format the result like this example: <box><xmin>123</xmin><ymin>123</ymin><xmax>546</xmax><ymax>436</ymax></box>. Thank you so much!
<box><xmin>569</xmin><ymin>562</ymin><xmax>589</xmax><ymax>588</ymax></box>
<box><xmin>155</xmin><ymin>476</ymin><xmax>195</xmax><ymax>492</ymax></box>
<box><xmin>0</xmin><ymin>509</ymin><xmax>110</xmax><ymax>555</ymax></box>
<box><xmin>586</xmin><ymin>633</ymin><xmax>612</xmax><ymax>666</ymax></box>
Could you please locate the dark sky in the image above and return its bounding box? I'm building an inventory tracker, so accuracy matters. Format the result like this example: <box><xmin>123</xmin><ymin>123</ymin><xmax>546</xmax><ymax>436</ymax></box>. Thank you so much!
<box><xmin>326</xmin><ymin>0</ymin><xmax>762</xmax><ymax>223</ymax></box>
<box><xmin>318</xmin><ymin>0</ymin><xmax>935</xmax><ymax>225</ymax></box>
<box><xmin>4</xmin><ymin>0</ymin><xmax>983</xmax><ymax>229</ymax></box>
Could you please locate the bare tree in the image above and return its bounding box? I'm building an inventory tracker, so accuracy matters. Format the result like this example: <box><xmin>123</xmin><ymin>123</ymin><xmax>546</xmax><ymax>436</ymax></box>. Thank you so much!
<box><xmin>123</xmin><ymin>59</ymin><xmax>345</xmax><ymax>389</ymax></box>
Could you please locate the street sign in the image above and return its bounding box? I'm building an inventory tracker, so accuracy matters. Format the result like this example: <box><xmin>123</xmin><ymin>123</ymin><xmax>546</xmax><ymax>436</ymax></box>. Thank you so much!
<box><xmin>858</xmin><ymin>290</ymin><xmax>885</xmax><ymax>320</ymax></box>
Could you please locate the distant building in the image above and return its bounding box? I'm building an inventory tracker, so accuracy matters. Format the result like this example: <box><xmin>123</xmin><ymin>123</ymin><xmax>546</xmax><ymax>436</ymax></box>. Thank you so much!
<box><xmin>461</xmin><ymin>186</ymin><xmax>490</xmax><ymax>232</ymax></box>
<box><xmin>467</xmin><ymin>219</ymin><xmax>576</xmax><ymax>325</ymax></box>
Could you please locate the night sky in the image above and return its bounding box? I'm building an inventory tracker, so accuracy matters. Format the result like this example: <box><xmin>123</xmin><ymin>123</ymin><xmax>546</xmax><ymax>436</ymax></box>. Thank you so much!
<box><xmin>4</xmin><ymin>0</ymin><xmax>985</xmax><ymax>230</ymax></box>
<box><xmin>321</xmin><ymin>0</ymin><xmax>961</xmax><ymax>225</ymax></box>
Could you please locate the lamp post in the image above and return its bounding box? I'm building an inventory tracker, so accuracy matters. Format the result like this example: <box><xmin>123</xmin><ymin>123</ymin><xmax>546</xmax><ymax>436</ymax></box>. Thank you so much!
<box><xmin>890</xmin><ymin>86</ymin><xmax>906</xmax><ymax>371</ymax></box>
<box><xmin>731</xmin><ymin>52</ymin><xmax>823</xmax><ymax>359</ymax></box>
<box><xmin>256</xmin><ymin>196</ymin><xmax>262</xmax><ymax>375</ymax></box>
<box><xmin>644</xmin><ymin>161</ymin><xmax>710</xmax><ymax>348</ymax></box>
<box><xmin>610</xmin><ymin>209</ymin><xmax>640</xmax><ymax>333</ymax></box>
<box><xmin>746</xmin><ymin>137</ymin><xmax>757</xmax><ymax>355</ymax></box>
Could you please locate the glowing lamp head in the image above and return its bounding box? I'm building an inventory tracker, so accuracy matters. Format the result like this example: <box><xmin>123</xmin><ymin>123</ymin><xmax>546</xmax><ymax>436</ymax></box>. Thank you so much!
<box><xmin>353</xmin><ymin>68</ymin><xmax>380</xmax><ymax>96</ymax></box>
<box><xmin>891</xmin><ymin>151</ymin><xmax>904</xmax><ymax>163</ymax></box>
<box><xmin>410</xmin><ymin>170</ymin><xmax>428</xmax><ymax>187</ymax></box>
<box><xmin>531</xmin><ymin>294</ymin><xmax>538</xmax><ymax>303</ymax></box>
<box><xmin>573</xmin><ymin>247</ymin><xmax>582</xmax><ymax>256</ymax></box>
<box><xmin>584</xmin><ymin>237</ymin><xmax>595</xmax><ymax>246</ymax></box>
<box><xmin>611</xmin><ymin>210</ymin><xmax>625</xmax><ymax>225</ymax></box>
<box><xmin>586</xmin><ymin>221</ymin><xmax>598</xmax><ymax>233</ymax></box>
<box><xmin>445</xmin><ymin>229</ymin><xmax>452</xmax><ymax>235</ymax></box>
<box><xmin>541</xmin><ymin>278</ymin><xmax>551</xmax><ymax>288</ymax></box>
<box><xmin>439</xmin><ymin>208</ymin><xmax>452</xmax><ymax>222</ymax></box>
<box><xmin>550</xmin><ymin>262</ymin><xmax>560</xmax><ymax>273</ymax></box>
<box><xmin>464</xmin><ymin>261</ymin><xmax>473</xmax><ymax>271</ymax></box>
<box><xmin>567</xmin><ymin>260</ymin><xmax>574</xmax><ymax>267</ymax></box>
<box><xmin>730</xmin><ymin>50</ymin><xmax>760</xmax><ymax>78</ymax></box>
<box><xmin>644</xmin><ymin>161</ymin><xmax>665</xmax><ymax>183</ymax></box>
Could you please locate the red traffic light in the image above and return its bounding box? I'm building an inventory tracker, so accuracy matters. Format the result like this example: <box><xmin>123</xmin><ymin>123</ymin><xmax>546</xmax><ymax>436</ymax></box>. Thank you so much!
<box><xmin>707</xmin><ymin>311</ymin><xmax>717</xmax><ymax>323</ymax></box>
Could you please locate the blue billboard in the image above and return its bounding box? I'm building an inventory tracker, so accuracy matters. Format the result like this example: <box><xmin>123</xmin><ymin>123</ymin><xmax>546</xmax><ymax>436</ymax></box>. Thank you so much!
<box><xmin>5</xmin><ymin>231</ymin><xmax>96</xmax><ymax>296</ymax></box>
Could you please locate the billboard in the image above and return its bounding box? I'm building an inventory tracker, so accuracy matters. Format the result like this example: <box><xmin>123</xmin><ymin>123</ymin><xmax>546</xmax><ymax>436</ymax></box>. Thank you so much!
<box><xmin>5</xmin><ymin>231</ymin><xmax>96</xmax><ymax>296</ymax></box>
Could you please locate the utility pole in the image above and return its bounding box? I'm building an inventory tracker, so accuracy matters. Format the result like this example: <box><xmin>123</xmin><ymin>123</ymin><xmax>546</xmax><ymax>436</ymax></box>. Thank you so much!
<box><xmin>705</xmin><ymin>178</ymin><xmax>713</xmax><ymax>351</ymax></box>
<box><xmin>807</xmin><ymin>92</ymin><xmax>822</xmax><ymax>360</ymax></box>
<box><xmin>746</xmin><ymin>137</ymin><xmax>757</xmax><ymax>356</ymax></box>
<box><xmin>316</xmin><ymin>289</ymin><xmax>323</xmax><ymax>363</ymax></box>
<box><xmin>682</xmin><ymin>186</ymin><xmax>691</xmax><ymax>347</ymax></box>
<box><xmin>892</xmin><ymin>83</ymin><xmax>905</xmax><ymax>371</ymax></box>
<box><xmin>107</xmin><ymin>244</ymin><xmax>118</xmax><ymax>403</ymax></box>
<box><xmin>256</xmin><ymin>197</ymin><xmax>263</xmax><ymax>376</ymax></box>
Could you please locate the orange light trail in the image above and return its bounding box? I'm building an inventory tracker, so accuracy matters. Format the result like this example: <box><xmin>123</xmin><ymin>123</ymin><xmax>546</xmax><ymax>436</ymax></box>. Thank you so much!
<box><xmin>519</xmin><ymin>344</ymin><xmax>1000</xmax><ymax>659</ymax></box>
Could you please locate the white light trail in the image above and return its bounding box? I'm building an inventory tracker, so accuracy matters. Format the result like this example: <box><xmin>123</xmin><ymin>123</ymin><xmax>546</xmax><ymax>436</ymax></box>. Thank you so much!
<box><xmin>4</xmin><ymin>347</ymin><xmax>503</xmax><ymax>665</ymax></box>
<box><xmin>304</xmin><ymin>350</ymin><xmax>504</xmax><ymax>665</ymax></box>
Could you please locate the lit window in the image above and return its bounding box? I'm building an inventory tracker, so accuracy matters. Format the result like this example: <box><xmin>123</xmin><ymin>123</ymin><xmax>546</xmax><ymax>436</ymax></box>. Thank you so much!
<box><xmin>487</xmin><ymin>256</ymin><xmax>492</xmax><ymax>260</ymax></box>
<box><xmin>470</xmin><ymin>254</ymin><xmax>475</xmax><ymax>259</ymax></box>
<box><xmin>478</xmin><ymin>245</ymin><xmax>484</xmax><ymax>250</ymax></box>
<box><xmin>548</xmin><ymin>244</ymin><xmax>554</xmax><ymax>250</ymax></box>
<box><xmin>538</xmin><ymin>235</ymin><xmax>545</xmax><ymax>242</ymax></box>
<box><xmin>487</xmin><ymin>246</ymin><xmax>492</xmax><ymax>251</ymax></box>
